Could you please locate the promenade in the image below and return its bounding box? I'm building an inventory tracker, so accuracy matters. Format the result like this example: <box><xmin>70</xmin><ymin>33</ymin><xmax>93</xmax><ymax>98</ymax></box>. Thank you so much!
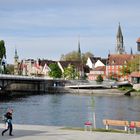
<box><xmin>0</xmin><ymin>124</ymin><xmax>140</xmax><ymax>140</ymax></box>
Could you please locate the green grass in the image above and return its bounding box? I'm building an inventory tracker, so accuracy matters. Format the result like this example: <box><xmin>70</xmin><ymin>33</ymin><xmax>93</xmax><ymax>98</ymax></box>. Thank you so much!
<box><xmin>118</xmin><ymin>85</ymin><xmax>133</xmax><ymax>91</ymax></box>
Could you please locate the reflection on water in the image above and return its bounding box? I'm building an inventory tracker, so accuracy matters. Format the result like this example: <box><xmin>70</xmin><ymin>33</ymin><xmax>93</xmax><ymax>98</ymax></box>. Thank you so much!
<box><xmin>0</xmin><ymin>93</ymin><xmax>140</xmax><ymax>128</ymax></box>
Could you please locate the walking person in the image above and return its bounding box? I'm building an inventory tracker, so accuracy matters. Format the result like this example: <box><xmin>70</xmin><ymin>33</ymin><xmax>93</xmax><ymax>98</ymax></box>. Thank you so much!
<box><xmin>2</xmin><ymin>109</ymin><xmax>14</xmax><ymax>136</ymax></box>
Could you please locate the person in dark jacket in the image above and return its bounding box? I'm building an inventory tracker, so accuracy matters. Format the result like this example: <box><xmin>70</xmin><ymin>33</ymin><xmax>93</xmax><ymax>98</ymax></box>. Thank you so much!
<box><xmin>2</xmin><ymin>109</ymin><xmax>13</xmax><ymax>136</ymax></box>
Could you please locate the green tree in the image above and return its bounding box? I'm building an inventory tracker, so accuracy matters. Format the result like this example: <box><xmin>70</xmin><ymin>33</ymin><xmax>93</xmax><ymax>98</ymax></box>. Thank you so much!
<box><xmin>81</xmin><ymin>52</ymin><xmax>94</xmax><ymax>64</ymax></box>
<box><xmin>129</xmin><ymin>55</ymin><xmax>140</xmax><ymax>72</ymax></box>
<box><xmin>63</xmin><ymin>64</ymin><xmax>79</xmax><ymax>79</ymax></box>
<box><xmin>5</xmin><ymin>64</ymin><xmax>14</xmax><ymax>74</ymax></box>
<box><xmin>96</xmin><ymin>75</ymin><xmax>103</xmax><ymax>83</ymax></box>
<box><xmin>0</xmin><ymin>40</ymin><xmax>6</xmax><ymax>61</ymax></box>
<box><xmin>60</xmin><ymin>51</ymin><xmax>80</xmax><ymax>61</ymax></box>
<box><xmin>120</xmin><ymin>65</ymin><xmax>131</xmax><ymax>77</ymax></box>
<box><xmin>48</xmin><ymin>63</ymin><xmax>62</xmax><ymax>78</ymax></box>
<box><xmin>60</xmin><ymin>51</ymin><xmax>94</xmax><ymax>64</ymax></box>
<box><xmin>0</xmin><ymin>40</ymin><xmax>6</xmax><ymax>73</ymax></box>
<box><xmin>120</xmin><ymin>55</ymin><xmax>140</xmax><ymax>75</ymax></box>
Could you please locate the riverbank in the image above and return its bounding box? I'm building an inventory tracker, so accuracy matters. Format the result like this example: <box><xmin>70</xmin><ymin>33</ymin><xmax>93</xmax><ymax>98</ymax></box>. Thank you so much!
<box><xmin>0</xmin><ymin>124</ymin><xmax>140</xmax><ymax>140</ymax></box>
<box><xmin>0</xmin><ymin>86</ymin><xmax>139</xmax><ymax>98</ymax></box>
<box><xmin>65</xmin><ymin>87</ymin><xmax>127</xmax><ymax>96</ymax></box>
<box><xmin>65</xmin><ymin>87</ymin><xmax>140</xmax><ymax>96</ymax></box>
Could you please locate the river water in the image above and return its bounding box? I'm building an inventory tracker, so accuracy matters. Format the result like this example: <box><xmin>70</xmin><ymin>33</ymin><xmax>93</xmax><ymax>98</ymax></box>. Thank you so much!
<box><xmin>0</xmin><ymin>93</ymin><xmax>140</xmax><ymax>128</ymax></box>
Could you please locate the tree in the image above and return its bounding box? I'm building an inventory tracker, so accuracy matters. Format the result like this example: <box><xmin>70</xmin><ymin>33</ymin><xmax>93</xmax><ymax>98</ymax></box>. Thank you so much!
<box><xmin>129</xmin><ymin>55</ymin><xmax>140</xmax><ymax>72</ymax></box>
<box><xmin>120</xmin><ymin>55</ymin><xmax>140</xmax><ymax>75</ymax></box>
<box><xmin>120</xmin><ymin>65</ymin><xmax>131</xmax><ymax>77</ymax></box>
<box><xmin>48</xmin><ymin>63</ymin><xmax>62</xmax><ymax>78</ymax></box>
<box><xmin>0</xmin><ymin>40</ymin><xmax>6</xmax><ymax>73</ymax></box>
<box><xmin>5</xmin><ymin>64</ymin><xmax>14</xmax><ymax>74</ymax></box>
<box><xmin>60</xmin><ymin>51</ymin><xmax>94</xmax><ymax>64</ymax></box>
<box><xmin>0</xmin><ymin>40</ymin><xmax>6</xmax><ymax>61</ymax></box>
<box><xmin>96</xmin><ymin>75</ymin><xmax>103</xmax><ymax>83</ymax></box>
<box><xmin>81</xmin><ymin>52</ymin><xmax>94</xmax><ymax>64</ymax></box>
<box><xmin>60</xmin><ymin>51</ymin><xmax>81</xmax><ymax>61</ymax></box>
<box><xmin>63</xmin><ymin>64</ymin><xmax>79</xmax><ymax>79</ymax></box>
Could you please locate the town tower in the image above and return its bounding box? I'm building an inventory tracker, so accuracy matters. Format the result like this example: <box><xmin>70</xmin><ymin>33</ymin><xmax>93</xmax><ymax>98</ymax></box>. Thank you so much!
<box><xmin>14</xmin><ymin>48</ymin><xmax>19</xmax><ymax>75</ymax></box>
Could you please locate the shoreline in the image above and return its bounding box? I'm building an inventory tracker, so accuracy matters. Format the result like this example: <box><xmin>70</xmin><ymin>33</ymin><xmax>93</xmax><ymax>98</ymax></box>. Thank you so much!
<box><xmin>0</xmin><ymin>87</ymin><xmax>139</xmax><ymax>98</ymax></box>
<box><xmin>65</xmin><ymin>87</ymin><xmax>140</xmax><ymax>96</ymax></box>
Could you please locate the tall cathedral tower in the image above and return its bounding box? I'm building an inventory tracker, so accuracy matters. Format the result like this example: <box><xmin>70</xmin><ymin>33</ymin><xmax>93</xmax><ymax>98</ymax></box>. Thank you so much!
<box><xmin>14</xmin><ymin>48</ymin><xmax>19</xmax><ymax>75</ymax></box>
<box><xmin>116</xmin><ymin>23</ymin><xmax>125</xmax><ymax>54</ymax></box>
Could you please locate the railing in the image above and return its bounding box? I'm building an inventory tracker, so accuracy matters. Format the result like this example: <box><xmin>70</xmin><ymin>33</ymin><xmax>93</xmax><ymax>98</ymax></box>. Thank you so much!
<box><xmin>0</xmin><ymin>74</ymin><xmax>66</xmax><ymax>81</ymax></box>
<box><xmin>65</xmin><ymin>80</ymin><xmax>116</xmax><ymax>88</ymax></box>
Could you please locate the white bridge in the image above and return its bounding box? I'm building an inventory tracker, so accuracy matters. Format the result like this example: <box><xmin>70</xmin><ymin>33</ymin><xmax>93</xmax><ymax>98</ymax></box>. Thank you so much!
<box><xmin>0</xmin><ymin>74</ymin><xmax>66</xmax><ymax>96</ymax></box>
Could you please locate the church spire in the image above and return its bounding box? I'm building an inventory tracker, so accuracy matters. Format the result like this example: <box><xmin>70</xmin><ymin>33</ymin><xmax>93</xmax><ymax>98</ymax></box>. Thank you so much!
<box><xmin>78</xmin><ymin>37</ymin><xmax>81</xmax><ymax>61</ymax></box>
<box><xmin>14</xmin><ymin>48</ymin><xmax>18</xmax><ymax>59</ymax></box>
<box><xmin>116</xmin><ymin>23</ymin><xmax>125</xmax><ymax>54</ymax></box>
<box><xmin>78</xmin><ymin>39</ymin><xmax>81</xmax><ymax>54</ymax></box>
<box><xmin>130</xmin><ymin>47</ymin><xmax>133</xmax><ymax>55</ymax></box>
<box><xmin>117</xmin><ymin>23</ymin><xmax>123</xmax><ymax>38</ymax></box>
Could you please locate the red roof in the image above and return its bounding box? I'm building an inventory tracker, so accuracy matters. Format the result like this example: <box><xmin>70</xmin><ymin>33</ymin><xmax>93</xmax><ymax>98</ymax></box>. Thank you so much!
<box><xmin>131</xmin><ymin>72</ymin><xmax>140</xmax><ymax>78</ymax></box>
<box><xmin>108</xmin><ymin>54</ymin><xmax>135</xmax><ymax>65</ymax></box>
<box><xmin>93</xmin><ymin>66</ymin><xmax>106</xmax><ymax>71</ymax></box>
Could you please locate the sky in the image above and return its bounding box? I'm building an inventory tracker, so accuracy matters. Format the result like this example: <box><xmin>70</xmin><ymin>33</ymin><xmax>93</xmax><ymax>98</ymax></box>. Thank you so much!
<box><xmin>0</xmin><ymin>0</ymin><xmax>140</xmax><ymax>64</ymax></box>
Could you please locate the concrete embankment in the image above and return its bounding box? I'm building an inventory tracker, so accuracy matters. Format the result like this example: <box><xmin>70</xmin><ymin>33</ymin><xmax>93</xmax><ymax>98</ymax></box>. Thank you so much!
<box><xmin>0</xmin><ymin>87</ymin><xmax>69</xmax><ymax>98</ymax></box>
<box><xmin>0</xmin><ymin>124</ymin><xmax>140</xmax><ymax>140</ymax></box>
<box><xmin>65</xmin><ymin>87</ymin><xmax>126</xmax><ymax>96</ymax></box>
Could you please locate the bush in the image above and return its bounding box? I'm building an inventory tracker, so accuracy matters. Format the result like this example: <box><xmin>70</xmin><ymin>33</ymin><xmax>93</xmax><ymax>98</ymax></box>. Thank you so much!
<box><xmin>96</xmin><ymin>75</ymin><xmax>103</xmax><ymax>83</ymax></box>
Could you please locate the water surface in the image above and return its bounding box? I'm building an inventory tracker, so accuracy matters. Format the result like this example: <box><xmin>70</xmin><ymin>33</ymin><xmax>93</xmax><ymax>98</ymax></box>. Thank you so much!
<box><xmin>0</xmin><ymin>93</ymin><xmax>140</xmax><ymax>128</ymax></box>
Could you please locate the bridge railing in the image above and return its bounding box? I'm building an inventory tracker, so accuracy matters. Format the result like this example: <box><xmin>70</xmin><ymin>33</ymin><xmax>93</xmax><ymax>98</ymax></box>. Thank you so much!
<box><xmin>0</xmin><ymin>74</ymin><xmax>67</xmax><ymax>82</ymax></box>
<box><xmin>0</xmin><ymin>74</ymin><xmax>53</xmax><ymax>80</ymax></box>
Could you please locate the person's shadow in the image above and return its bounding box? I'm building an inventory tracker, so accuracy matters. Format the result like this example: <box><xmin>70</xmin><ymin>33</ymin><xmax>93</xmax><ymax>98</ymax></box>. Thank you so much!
<box><xmin>0</xmin><ymin>128</ymin><xmax>47</xmax><ymax>139</ymax></box>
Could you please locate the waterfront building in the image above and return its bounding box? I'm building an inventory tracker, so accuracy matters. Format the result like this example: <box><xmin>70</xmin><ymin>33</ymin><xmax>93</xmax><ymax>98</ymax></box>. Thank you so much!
<box><xmin>86</xmin><ymin>56</ymin><xmax>107</xmax><ymax>80</ymax></box>
<box><xmin>19</xmin><ymin>59</ymin><xmax>54</xmax><ymax>77</ymax></box>
<box><xmin>130</xmin><ymin>72</ymin><xmax>140</xmax><ymax>84</ymax></box>
<box><xmin>39</xmin><ymin>59</ymin><xmax>55</xmax><ymax>77</ymax></box>
<box><xmin>20</xmin><ymin>59</ymin><xmax>35</xmax><ymax>76</ymax></box>
<box><xmin>106</xmin><ymin>54</ymin><xmax>136</xmax><ymax>81</ymax></box>
<box><xmin>58</xmin><ymin>61</ymin><xmax>84</xmax><ymax>79</ymax></box>
<box><xmin>86</xmin><ymin>57</ymin><xmax>107</xmax><ymax>69</ymax></box>
<box><xmin>88</xmin><ymin>66</ymin><xmax>106</xmax><ymax>80</ymax></box>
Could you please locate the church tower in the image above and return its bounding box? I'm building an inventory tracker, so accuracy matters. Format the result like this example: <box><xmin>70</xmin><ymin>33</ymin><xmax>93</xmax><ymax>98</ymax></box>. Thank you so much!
<box><xmin>14</xmin><ymin>48</ymin><xmax>19</xmax><ymax>75</ymax></box>
<box><xmin>116</xmin><ymin>23</ymin><xmax>125</xmax><ymax>54</ymax></box>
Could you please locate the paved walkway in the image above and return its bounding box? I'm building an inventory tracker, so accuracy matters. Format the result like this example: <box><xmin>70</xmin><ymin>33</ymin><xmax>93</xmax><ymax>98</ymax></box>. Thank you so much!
<box><xmin>0</xmin><ymin>124</ymin><xmax>140</xmax><ymax>140</ymax></box>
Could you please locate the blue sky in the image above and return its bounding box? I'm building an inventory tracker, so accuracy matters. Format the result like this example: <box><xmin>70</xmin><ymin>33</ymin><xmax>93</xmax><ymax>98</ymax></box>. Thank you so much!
<box><xmin>0</xmin><ymin>0</ymin><xmax>140</xmax><ymax>64</ymax></box>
